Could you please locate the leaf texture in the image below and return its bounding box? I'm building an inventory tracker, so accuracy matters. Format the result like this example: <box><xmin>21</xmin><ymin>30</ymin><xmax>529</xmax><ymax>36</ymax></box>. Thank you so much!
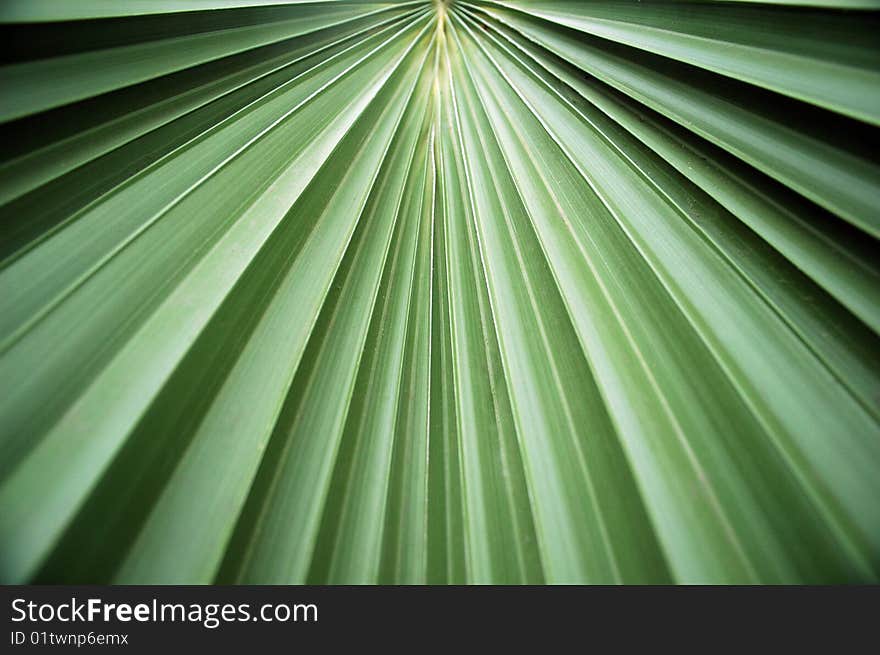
<box><xmin>0</xmin><ymin>0</ymin><xmax>878</xmax><ymax>584</ymax></box>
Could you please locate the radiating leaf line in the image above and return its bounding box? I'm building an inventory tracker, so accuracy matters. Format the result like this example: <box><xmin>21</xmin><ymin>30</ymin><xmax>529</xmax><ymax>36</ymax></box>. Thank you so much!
<box><xmin>0</xmin><ymin>6</ymin><xmax>423</xmax><ymax>211</ymax></box>
<box><xmin>465</xmin><ymin>2</ymin><xmax>880</xmax><ymax>237</ymax></box>
<box><xmin>0</xmin><ymin>2</ymin><xmax>418</xmax><ymax>122</ymax></box>
<box><xmin>458</xmin><ymin>8</ymin><xmax>880</xmax><ymax>425</ymax></box>
<box><xmin>476</xmin><ymin>0</ymin><xmax>880</xmax><ymax>125</ymax></box>
<box><xmin>0</xmin><ymin>9</ymin><xmax>432</xmax><ymax>353</ymax></box>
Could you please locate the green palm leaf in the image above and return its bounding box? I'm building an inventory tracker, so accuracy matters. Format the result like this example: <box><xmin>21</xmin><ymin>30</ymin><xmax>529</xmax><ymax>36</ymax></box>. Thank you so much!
<box><xmin>0</xmin><ymin>0</ymin><xmax>878</xmax><ymax>584</ymax></box>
